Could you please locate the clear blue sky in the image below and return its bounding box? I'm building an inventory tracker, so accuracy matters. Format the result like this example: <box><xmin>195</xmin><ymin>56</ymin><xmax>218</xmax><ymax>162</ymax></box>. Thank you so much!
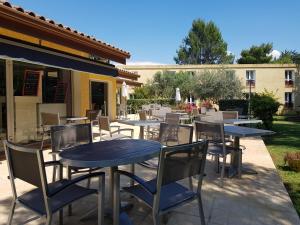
<box><xmin>9</xmin><ymin>0</ymin><xmax>300</xmax><ymax>64</ymax></box>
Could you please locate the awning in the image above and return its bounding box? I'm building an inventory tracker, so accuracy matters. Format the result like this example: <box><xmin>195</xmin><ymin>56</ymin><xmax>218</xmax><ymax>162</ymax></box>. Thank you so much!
<box><xmin>0</xmin><ymin>38</ymin><xmax>118</xmax><ymax>76</ymax></box>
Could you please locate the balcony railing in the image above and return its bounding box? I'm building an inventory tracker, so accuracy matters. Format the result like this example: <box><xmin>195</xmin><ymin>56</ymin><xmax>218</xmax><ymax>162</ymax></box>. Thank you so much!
<box><xmin>285</xmin><ymin>80</ymin><xmax>294</xmax><ymax>88</ymax></box>
<box><xmin>246</xmin><ymin>80</ymin><xmax>255</xmax><ymax>88</ymax></box>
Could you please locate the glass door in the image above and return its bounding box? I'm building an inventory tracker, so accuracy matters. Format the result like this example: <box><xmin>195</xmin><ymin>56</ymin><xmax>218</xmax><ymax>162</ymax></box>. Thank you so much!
<box><xmin>0</xmin><ymin>59</ymin><xmax>6</xmax><ymax>150</ymax></box>
<box><xmin>90</xmin><ymin>81</ymin><xmax>108</xmax><ymax>116</ymax></box>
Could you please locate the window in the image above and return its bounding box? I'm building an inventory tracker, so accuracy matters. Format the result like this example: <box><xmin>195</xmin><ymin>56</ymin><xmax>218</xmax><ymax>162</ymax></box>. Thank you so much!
<box><xmin>285</xmin><ymin>70</ymin><xmax>294</xmax><ymax>87</ymax></box>
<box><xmin>246</xmin><ymin>70</ymin><xmax>255</xmax><ymax>87</ymax></box>
<box><xmin>285</xmin><ymin>92</ymin><xmax>294</xmax><ymax>108</ymax></box>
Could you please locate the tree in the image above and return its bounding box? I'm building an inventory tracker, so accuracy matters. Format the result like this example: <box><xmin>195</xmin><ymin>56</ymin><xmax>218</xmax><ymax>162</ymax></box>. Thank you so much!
<box><xmin>174</xmin><ymin>19</ymin><xmax>234</xmax><ymax>65</ymax></box>
<box><xmin>133</xmin><ymin>71</ymin><xmax>194</xmax><ymax>100</ymax></box>
<box><xmin>250</xmin><ymin>90</ymin><xmax>280</xmax><ymax>129</ymax></box>
<box><xmin>273</xmin><ymin>50</ymin><xmax>297</xmax><ymax>64</ymax></box>
<box><xmin>237</xmin><ymin>43</ymin><xmax>273</xmax><ymax>64</ymax></box>
<box><xmin>192</xmin><ymin>69</ymin><xmax>243</xmax><ymax>102</ymax></box>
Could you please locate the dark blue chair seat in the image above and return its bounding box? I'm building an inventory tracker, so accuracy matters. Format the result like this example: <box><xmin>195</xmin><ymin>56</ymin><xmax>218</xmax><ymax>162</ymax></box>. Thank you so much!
<box><xmin>208</xmin><ymin>143</ymin><xmax>240</xmax><ymax>156</ymax></box>
<box><xmin>18</xmin><ymin>179</ymin><xmax>96</xmax><ymax>215</ymax></box>
<box><xmin>123</xmin><ymin>179</ymin><xmax>196</xmax><ymax>212</ymax></box>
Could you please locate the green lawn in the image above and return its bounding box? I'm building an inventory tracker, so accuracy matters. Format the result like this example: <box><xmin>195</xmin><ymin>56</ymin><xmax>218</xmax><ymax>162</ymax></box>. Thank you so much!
<box><xmin>264</xmin><ymin>117</ymin><xmax>300</xmax><ymax>215</ymax></box>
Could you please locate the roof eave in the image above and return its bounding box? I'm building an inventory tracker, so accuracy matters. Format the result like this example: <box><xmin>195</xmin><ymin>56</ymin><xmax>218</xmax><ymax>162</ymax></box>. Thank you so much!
<box><xmin>0</xmin><ymin>4</ymin><xmax>131</xmax><ymax>64</ymax></box>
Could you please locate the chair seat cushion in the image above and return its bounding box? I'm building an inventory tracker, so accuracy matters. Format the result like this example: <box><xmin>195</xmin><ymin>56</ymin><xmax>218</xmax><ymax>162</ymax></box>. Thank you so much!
<box><xmin>208</xmin><ymin>143</ymin><xmax>239</xmax><ymax>156</ymax></box>
<box><xmin>123</xmin><ymin>179</ymin><xmax>196</xmax><ymax>212</ymax></box>
<box><xmin>101</xmin><ymin>133</ymin><xmax>130</xmax><ymax>141</ymax></box>
<box><xmin>18</xmin><ymin>179</ymin><xmax>96</xmax><ymax>215</ymax></box>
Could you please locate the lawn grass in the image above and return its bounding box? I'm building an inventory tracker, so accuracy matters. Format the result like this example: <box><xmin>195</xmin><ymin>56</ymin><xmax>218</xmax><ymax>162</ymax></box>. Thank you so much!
<box><xmin>264</xmin><ymin>117</ymin><xmax>300</xmax><ymax>215</ymax></box>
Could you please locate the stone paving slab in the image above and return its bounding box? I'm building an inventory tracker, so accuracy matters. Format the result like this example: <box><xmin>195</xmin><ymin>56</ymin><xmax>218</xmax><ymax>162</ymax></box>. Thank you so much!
<box><xmin>0</xmin><ymin>120</ymin><xmax>299</xmax><ymax>225</ymax></box>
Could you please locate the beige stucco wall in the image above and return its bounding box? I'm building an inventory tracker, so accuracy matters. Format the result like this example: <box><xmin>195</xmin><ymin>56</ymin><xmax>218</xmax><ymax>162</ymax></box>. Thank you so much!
<box><xmin>118</xmin><ymin>64</ymin><xmax>298</xmax><ymax>113</ymax></box>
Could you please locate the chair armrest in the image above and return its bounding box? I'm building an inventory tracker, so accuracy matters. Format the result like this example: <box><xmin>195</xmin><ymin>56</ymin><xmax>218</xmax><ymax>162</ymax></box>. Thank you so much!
<box><xmin>110</xmin><ymin>125</ymin><xmax>120</xmax><ymax>130</ymax></box>
<box><xmin>48</xmin><ymin>151</ymin><xmax>61</xmax><ymax>155</ymax></box>
<box><xmin>49</xmin><ymin>171</ymin><xmax>105</xmax><ymax>197</ymax></box>
<box><xmin>116</xmin><ymin>170</ymin><xmax>156</xmax><ymax>194</ymax></box>
<box><xmin>111</xmin><ymin>128</ymin><xmax>134</xmax><ymax>137</ymax></box>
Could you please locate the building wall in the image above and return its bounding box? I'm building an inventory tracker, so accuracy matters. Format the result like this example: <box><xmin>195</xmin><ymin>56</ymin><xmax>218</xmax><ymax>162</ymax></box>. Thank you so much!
<box><xmin>73</xmin><ymin>71</ymin><xmax>117</xmax><ymax>119</ymax></box>
<box><xmin>118</xmin><ymin>64</ymin><xmax>298</xmax><ymax>113</ymax></box>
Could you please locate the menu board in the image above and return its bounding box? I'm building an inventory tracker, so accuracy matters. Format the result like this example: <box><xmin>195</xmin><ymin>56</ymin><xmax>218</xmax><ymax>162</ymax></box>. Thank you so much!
<box><xmin>22</xmin><ymin>70</ymin><xmax>41</xmax><ymax>96</ymax></box>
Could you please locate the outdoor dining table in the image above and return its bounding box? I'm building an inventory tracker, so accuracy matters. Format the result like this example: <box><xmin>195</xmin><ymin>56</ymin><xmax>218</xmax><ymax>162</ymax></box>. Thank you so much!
<box><xmin>223</xmin><ymin>118</ymin><xmax>262</xmax><ymax>125</ymax></box>
<box><xmin>59</xmin><ymin>139</ymin><xmax>162</xmax><ymax>225</ymax></box>
<box><xmin>224</xmin><ymin>125</ymin><xmax>274</xmax><ymax>178</ymax></box>
<box><xmin>117</xmin><ymin>119</ymin><xmax>161</xmax><ymax>139</ymax></box>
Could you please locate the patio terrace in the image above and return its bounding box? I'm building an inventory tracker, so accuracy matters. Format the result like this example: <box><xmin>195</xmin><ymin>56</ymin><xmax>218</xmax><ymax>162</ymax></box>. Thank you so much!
<box><xmin>0</xmin><ymin>121</ymin><xmax>299</xmax><ymax>225</ymax></box>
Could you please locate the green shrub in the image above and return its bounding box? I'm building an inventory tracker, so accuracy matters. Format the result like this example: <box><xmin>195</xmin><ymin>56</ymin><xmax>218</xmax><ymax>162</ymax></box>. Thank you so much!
<box><xmin>250</xmin><ymin>91</ymin><xmax>280</xmax><ymax>129</ymax></box>
<box><xmin>219</xmin><ymin>99</ymin><xmax>249</xmax><ymax>115</ymax></box>
<box><xmin>127</xmin><ymin>99</ymin><xmax>175</xmax><ymax>113</ymax></box>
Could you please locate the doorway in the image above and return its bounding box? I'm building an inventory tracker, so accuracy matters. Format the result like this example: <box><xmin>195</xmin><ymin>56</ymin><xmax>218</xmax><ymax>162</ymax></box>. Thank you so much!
<box><xmin>0</xmin><ymin>59</ymin><xmax>6</xmax><ymax>150</ymax></box>
<box><xmin>90</xmin><ymin>81</ymin><xmax>108</xmax><ymax>116</ymax></box>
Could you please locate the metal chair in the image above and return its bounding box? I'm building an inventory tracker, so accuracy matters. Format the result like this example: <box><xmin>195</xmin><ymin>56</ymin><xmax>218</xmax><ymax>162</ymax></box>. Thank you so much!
<box><xmin>115</xmin><ymin>141</ymin><xmax>208</xmax><ymax>225</ymax></box>
<box><xmin>165</xmin><ymin>113</ymin><xmax>180</xmax><ymax>125</ymax></box>
<box><xmin>86</xmin><ymin>109</ymin><xmax>101</xmax><ymax>126</ymax></box>
<box><xmin>98</xmin><ymin>116</ymin><xmax>133</xmax><ymax>141</ymax></box>
<box><xmin>40</xmin><ymin>112</ymin><xmax>61</xmax><ymax>147</ymax></box>
<box><xmin>195</xmin><ymin>121</ymin><xmax>241</xmax><ymax>186</ymax></box>
<box><xmin>139</xmin><ymin>110</ymin><xmax>147</xmax><ymax>120</ymax></box>
<box><xmin>3</xmin><ymin>140</ymin><xmax>105</xmax><ymax>225</ymax></box>
<box><xmin>222</xmin><ymin>111</ymin><xmax>238</xmax><ymax>120</ymax></box>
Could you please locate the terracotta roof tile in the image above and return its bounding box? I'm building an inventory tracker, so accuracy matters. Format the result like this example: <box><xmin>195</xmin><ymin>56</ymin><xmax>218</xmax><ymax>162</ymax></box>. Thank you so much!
<box><xmin>0</xmin><ymin>1</ymin><xmax>130</xmax><ymax>56</ymax></box>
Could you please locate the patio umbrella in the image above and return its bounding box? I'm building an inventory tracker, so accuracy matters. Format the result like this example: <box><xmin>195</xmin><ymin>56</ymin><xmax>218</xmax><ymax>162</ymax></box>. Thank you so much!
<box><xmin>175</xmin><ymin>88</ymin><xmax>181</xmax><ymax>102</ymax></box>
<box><xmin>122</xmin><ymin>81</ymin><xmax>128</xmax><ymax>118</ymax></box>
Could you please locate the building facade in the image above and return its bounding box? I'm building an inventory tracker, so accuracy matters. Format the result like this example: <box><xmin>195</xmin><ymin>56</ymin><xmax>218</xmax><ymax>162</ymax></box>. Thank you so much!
<box><xmin>118</xmin><ymin>64</ymin><xmax>299</xmax><ymax>113</ymax></box>
<box><xmin>0</xmin><ymin>1</ymin><xmax>138</xmax><ymax>146</ymax></box>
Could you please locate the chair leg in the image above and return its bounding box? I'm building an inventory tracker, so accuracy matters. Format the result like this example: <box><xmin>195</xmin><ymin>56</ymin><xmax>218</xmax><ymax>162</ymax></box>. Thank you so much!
<box><xmin>152</xmin><ymin>212</ymin><xmax>160</xmax><ymax>225</ymax></box>
<box><xmin>220</xmin><ymin>155</ymin><xmax>226</xmax><ymax>187</ymax></box>
<box><xmin>197</xmin><ymin>195</ymin><xmax>206</xmax><ymax>225</ymax></box>
<box><xmin>59</xmin><ymin>209</ymin><xmax>63</xmax><ymax>225</ymax></box>
<box><xmin>45</xmin><ymin>215</ymin><xmax>52</xmax><ymax>225</ymax></box>
<box><xmin>98</xmin><ymin>175</ymin><xmax>105</xmax><ymax>225</ymax></box>
<box><xmin>189</xmin><ymin>177</ymin><xmax>193</xmax><ymax>191</ymax></box>
<box><xmin>87</xmin><ymin>170</ymin><xmax>92</xmax><ymax>188</ymax></box>
<box><xmin>67</xmin><ymin>168</ymin><xmax>72</xmax><ymax>216</ymax></box>
<box><xmin>7</xmin><ymin>200</ymin><xmax>16</xmax><ymax>225</ymax></box>
<box><xmin>130</xmin><ymin>164</ymin><xmax>135</xmax><ymax>187</ymax></box>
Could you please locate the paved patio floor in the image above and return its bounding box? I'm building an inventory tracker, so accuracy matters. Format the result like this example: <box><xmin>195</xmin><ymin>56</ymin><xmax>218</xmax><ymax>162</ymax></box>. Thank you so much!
<box><xmin>0</xmin><ymin>121</ymin><xmax>299</xmax><ymax>225</ymax></box>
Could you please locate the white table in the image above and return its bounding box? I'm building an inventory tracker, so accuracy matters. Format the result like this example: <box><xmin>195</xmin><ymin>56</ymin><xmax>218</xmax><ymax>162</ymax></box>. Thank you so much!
<box><xmin>117</xmin><ymin>120</ymin><xmax>161</xmax><ymax>139</ymax></box>
<box><xmin>224</xmin><ymin>126</ymin><xmax>274</xmax><ymax>178</ymax></box>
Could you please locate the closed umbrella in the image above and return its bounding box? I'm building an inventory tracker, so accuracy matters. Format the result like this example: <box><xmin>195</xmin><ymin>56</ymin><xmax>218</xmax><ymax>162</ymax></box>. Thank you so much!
<box><xmin>122</xmin><ymin>82</ymin><xmax>128</xmax><ymax>118</ymax></box>
<box><xmin>175</xmin><ymin>88</ymin><xmax>181</xmax><ymax>102</ymax></box>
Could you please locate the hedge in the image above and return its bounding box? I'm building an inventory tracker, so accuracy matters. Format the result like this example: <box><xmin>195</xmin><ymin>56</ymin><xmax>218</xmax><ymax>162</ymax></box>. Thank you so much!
<box><xmin>127</xmin><ymin>99</ymin><xmax>175</xmax><ymax>113</ymax></box>
<box><xmin>218</xmin><ymin>99</ymin><xmax>249</xmax><ymax>116</ymax></box>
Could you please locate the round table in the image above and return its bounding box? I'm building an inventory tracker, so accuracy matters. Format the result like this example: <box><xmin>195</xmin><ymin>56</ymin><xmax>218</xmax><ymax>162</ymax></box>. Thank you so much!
<box><xmin>59</xmin><ymin>139</ymin><xmax>161</xmax><ymax>225</ymax></box>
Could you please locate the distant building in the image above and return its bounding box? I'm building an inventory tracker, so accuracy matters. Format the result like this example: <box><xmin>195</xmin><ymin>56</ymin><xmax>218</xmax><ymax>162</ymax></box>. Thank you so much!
<box><xmin>118</xmin><ymin>64</ymin><xmax>299</xmax><ymax>114</ymax></box>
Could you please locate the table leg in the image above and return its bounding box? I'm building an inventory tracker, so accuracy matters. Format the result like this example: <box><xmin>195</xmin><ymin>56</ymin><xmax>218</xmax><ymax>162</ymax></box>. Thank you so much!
<box><xmin>229</xmin><ymin>137</ymin><xmax>240</xmax><ymax>178</ymax></box>
<box><xmin>113</xmin><ymin>171</ymin><xmax>120</xmax><ymax>225</ymax></box>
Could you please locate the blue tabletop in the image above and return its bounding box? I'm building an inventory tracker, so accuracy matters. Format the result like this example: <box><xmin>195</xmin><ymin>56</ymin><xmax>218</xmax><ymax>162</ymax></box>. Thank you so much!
<box><xmin>224</xmin><ymin>126</ymin><xmax>275</xmax><ymax>137</ymax></box>
<box><xmin>59</xmin><ymin>139</ymin><xmax>162</xmax><ymax>168</ymax></box>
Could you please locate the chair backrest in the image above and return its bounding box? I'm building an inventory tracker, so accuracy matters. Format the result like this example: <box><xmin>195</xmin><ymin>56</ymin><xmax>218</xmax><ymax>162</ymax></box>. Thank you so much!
<box><xmin>41</xmin><ymin>112</ymin><xmax>60</xmax><ymax>126</ymax></box>
<box><xmin>98</xmin><ymin>116</ymin><xmax>111</xmax><ymax>132</ymax></box>
<box><xmin>155</xmin><ymin>141</ymin><xmax>208</xmax><ymax>198</ymax></box>
<box><xmin>50</xmin><ymin>124</ymin><xmax>92</xmax><ymax>152</ymax></box>
<box><xmin>194</xmin><ymin>121</ymin><xmax>225</xmax><ymax>144</ymax></box>
<box><xmin>205</xmin><ymin>111</ymin><xmax>223</xmax><ymax>122</ymax></box>
<box><xmin>165</xmin><ymin>113</ymin><xmax>180</xmax><ymax>125</ymax></box>
<box><xmin>192</xmin><ymin>108</ymin><xmax>199</xmax><ymax>116</ymax></box>
<box><xmin>3</xmin><ymin>141</ymin><xmax>48</xmax><ymax>196</ymax></box>
<box><xmin>159</xmin><ymin>123</ymin><xmax>193</xmax><ymax>146</ymax></box>
<box><xmin>86</xmin><ymin>109</ymin><xmax>101</xmax><ymax>121</ymax></box>
<box><xmin>139</xmin><ymin>111</ymin><xmax>147</xmax><ymax>120</ymax></box>
<box><xmin>222</xmin><ymin>111</ymin><xmax>238</xmax><ymax>120</ymax></box>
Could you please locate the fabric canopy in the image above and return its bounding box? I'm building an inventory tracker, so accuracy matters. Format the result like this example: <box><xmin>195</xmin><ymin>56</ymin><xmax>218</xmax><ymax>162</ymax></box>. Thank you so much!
<box><xmin>0</xmin><ymin>40</ymin><xmax>118</xmax><ymax>76</ymax></box>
